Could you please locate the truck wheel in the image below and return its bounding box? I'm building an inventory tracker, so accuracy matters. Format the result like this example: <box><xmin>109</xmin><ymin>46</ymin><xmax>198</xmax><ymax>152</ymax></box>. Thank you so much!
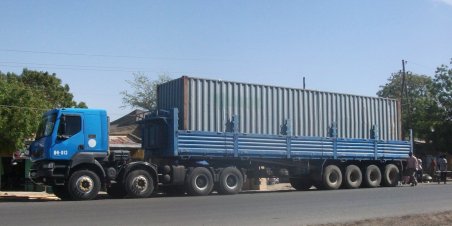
<box><xmin>185</xmin><ymin>167</ymin><xmax>214</xmax><ymax>196</ymax></box>
<box><xmin>343</xmin><ymin>165</ymin><xmax>362</xmax><ymax>189</ymax></box>
<box><xmin>217</xmin><ymin>167</ymin><xmax>243</xmax><ymax>195</ymax></box>
<box><xmin>382</xmin><ymin>164</ymin><xmax>399</xmax><ymax>187</ymax></box>
<box><xmin>322</xmin><ymin>165</ymin><xmax>342</xmax><ymax>190</ymax></box>
<box><xmin>289</xmin><ymin>177</ymin><xmax>313</xmax><ymax>190</ymax></box>
<box><xmin>125</xmin><ymin>170</ymin><xmax>154</xmax><ymax>198</ymax></box>
<box><xmin>52</xmin><ymin>185</ymin><xmax>71</xmax><ymax>201</ymax></box>
<box><xmin>67</xmin><ymin>170</ymin><xmax>101</xmax><ymax>201</ymax></box>
<box><xmin>107</xmin><ymin>184</ymin><xmax>127</xmax><ymax>199</ymax></box>
<box><xmin>364</xmin><ymin>164</ymin><xmax>382</xmax><ymax>188</ymax></box>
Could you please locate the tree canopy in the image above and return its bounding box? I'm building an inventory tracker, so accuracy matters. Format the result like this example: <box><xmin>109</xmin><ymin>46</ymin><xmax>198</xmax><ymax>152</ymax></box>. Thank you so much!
<box><xmin>0</xmin><ymin>69</ymin><xmax>86</xmax><ymax>154</ymax></box>
<box><xmin>120</xmin><ymin>73</ymin><xmax>171</xmax><ymax>111</ymax></box>
<box><xmin>377</xmin><ymin>59</ymin><xmax>452</xmax><ymax>153</ymax></box>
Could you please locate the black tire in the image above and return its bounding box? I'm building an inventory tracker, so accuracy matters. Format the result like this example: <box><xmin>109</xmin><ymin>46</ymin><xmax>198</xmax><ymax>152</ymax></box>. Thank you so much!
<box><xmin>125</xmin><ymin>170</ymin><xmax>154</xmax><ymax>198</ymax></box>
<box><xmin>217</xmin><ymin>167</ymin><xmax>243</xmax><ymax>195</ymax></box>
<box><xmin>289</xmin><ymin>177</ymin><xmax>313</xmax><ymax>191</ymax></box>
<box><xmin>363</xmin><ymin>164</ymin><xmax>382</xmax><ymax>188</ymax></box>
<box><xmin>107</xmin><ymin>183</ymin><xmax>127</xmax><ymax>199</ymax></box>
<box><xmin>343</xmin><ymin>165</ymin><xmax>362</xmax><ymax>189</ymax></box>
<box><xmin>185</xmin><ymin>167</ymin><xmax>214</xmax><ymax>196</ymax></box>
<box><xmin>52</xmin><ymin>185</ymin><xmax>71</xmax><ymax>201</ymax></box>
<box><xmin>67</xmin><ymin>170</ymin><xmax>101</xmax><ymax>201</ymax></box>
<box><xmin>322</xmin><ymin>165</ymin><xmax>342</xmax><ymax>190</ymax></box>
<box><xmin>382</xmin><ymin>164</ymin><xmax>400</xmax><ymax>187</ymax></box>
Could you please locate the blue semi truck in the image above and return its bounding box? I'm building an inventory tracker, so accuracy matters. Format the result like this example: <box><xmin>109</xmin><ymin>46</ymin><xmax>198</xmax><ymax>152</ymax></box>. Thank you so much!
<box><xmin>29</xmin><ymin>106</ymin><xmax>412</xmax><ymax>201</ymax></box>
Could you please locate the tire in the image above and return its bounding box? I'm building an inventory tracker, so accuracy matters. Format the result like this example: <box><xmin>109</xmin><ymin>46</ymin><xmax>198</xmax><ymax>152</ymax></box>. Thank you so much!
<box><xmin>217</xmin><ymin>167</ymin><xmax>243</xmax><ymax>195</ymax></box>
<box><xmin>52</xmin><ymin>185</ymin><xmax>71</xmax><ymax>201</ymax></box>
<box><xmin>363</xmin><ymin>164</ymin><xmax>382</xmax><ymax>188</ymax></box>
<box><xmin>67</xmin><ymin>170</ymin><xmax>101</xmax><ymax>201</ymax></box>
<box><xmin>185</xmin><ymin>167</ymin><xmax>214</xmax><ymax>196</ymax></box>
<box><xmin>289</xmin><ymin>177</ymin><xmax>313</xmax><ymax>191</ymax></box>
<box><xmin>322</xmin><ymin>165</ymin><xmax>342</xmax><ymax>190</ymax></box>
<box><xmin>382</xmin><ymin>164</ymin><xmax>400</xmax><ymax>187</ymax></box>
<box><xmin>125</xmin><ymin>170</ymin><xmax>154</xmax><ymax>198</ymax></box>
<box><xmin>107</xmin><ymin>183</ymin><xmax>127</xmax><ymax>199</ymax></box>
<box><xmin>343</xmin><ymin>165</ymin><xmax>362</xmax><ymax>189</ymax></box>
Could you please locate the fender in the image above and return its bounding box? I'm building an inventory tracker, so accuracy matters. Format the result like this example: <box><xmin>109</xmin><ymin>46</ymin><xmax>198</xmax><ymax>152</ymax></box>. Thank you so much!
<box><xmin>119</xmin><ymin>161</ymin><xmax>158</xmax><ymax>184</ymax></box>
<box><xmin>69</xmin><ymin>152</ymin><xmax>107</xmax><ymax>178</ymax></box>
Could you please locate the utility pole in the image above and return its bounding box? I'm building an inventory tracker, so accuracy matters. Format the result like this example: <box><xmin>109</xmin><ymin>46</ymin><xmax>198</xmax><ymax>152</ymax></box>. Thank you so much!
<box><xmin>400</xmin><ymin>60</ymin><xmax>406</xmax><ymax>140</ymax></box>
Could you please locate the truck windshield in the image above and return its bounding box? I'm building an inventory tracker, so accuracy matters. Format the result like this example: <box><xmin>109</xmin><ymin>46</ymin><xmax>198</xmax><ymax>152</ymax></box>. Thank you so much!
<box><xmin>35</xmin><ymin>113</ymin><xmax>57</xmax><ymax>139</ymax></box>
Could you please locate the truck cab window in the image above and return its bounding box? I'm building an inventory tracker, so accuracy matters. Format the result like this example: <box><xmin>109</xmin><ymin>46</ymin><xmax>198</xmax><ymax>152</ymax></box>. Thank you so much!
<box><xmin>57</xmin><ymin>115</ymin><xmax>81</xmax><ymax>139</ymax></box>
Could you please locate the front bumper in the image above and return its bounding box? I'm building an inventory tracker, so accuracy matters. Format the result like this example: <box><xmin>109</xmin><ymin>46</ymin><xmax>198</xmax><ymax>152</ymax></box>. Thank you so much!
<box><xmin>29</xmin><ymin>160</ymin><xmax>70</xmax><ymax>186</ymax></box>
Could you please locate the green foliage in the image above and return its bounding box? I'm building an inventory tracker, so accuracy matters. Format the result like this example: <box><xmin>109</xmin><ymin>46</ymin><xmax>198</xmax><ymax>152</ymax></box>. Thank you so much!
<box><xmin>0</xmin><ymin>69</ymin><xmax>86</xmax><ymax>154</ymax></box>
<box><xmin>377</xmin><ymin>72</ymin><xmax>438</xmax><ymax>141</ymax></box>
<box><xmin>120</xmin><ymin>73</ymin><xmax>172</xmax><ymax>111</ymax></box>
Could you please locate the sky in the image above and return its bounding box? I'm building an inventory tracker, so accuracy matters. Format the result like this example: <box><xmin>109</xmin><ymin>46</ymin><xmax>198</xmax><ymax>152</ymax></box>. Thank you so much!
<box><xmin>1</xmin><ymin>1</ymin><xmax>452</xmax><ymax>120</ymax></box>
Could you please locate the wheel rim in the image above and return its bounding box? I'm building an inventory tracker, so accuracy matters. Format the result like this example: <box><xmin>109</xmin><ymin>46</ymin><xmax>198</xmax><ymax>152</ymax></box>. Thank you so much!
<box><xmin>350</xmin><ymin>171</ymin><xmax>360</xmax><ymax>183</ymax></box>
<box><xmin>225</xmin><ymin>174</ymin><xmax>238</xmax><ymax>190</ymax></box>
<box><xmin>76</xmin><ymin>176</ymin><xmax>94</xmax><ymax>193</ymax></box>
<box><xmin>194</xmin><ymin>174</ymin><xmax>209</xmax><ymax>191</ymax></box>
<box><xmin>132</xmin><ymin>175</ymin><xmax>148</xmax><ymax>193</ymax></box>
<box><xmin>370</xmin><ymin>170</ymin><xmax>378</xmax><ymax>182</ymax></box>
<box><xmin>329</xmin><ymin>171</ymin><xmax>339</xmax><ymax>185</ymax></box>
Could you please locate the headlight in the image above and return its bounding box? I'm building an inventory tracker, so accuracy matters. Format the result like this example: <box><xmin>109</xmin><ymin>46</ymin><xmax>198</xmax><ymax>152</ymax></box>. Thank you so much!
<box><xmin>42</xmin><ymin>162</ymin><xmax>55</xmax><ymax>169</ymax></box>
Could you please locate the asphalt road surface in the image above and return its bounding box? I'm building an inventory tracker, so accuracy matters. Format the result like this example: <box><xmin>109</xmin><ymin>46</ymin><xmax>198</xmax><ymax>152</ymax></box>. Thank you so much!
<box><xmin>1</xmin><ymin>183</ymin><xmax>452</xmax><ymax>226</ymax></box>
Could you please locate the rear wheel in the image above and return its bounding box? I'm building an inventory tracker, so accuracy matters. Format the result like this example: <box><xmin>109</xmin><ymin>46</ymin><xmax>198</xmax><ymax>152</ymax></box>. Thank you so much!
<box><xmin>67</xmin><ymin>170</ymin><xmax>101</xmax><ymax>201</ymax></box>
<box><xmin>217</xmin><ymin>167</ymin><xmax>243</xmax><ymax>195</ymax></box>
<box><xmin>343</xmin><ymin>165</ymin><xmax>362</xmax><ymax>189</ymax></box>
<box><xmin>185</xmin><ymin>167</ymin><xmax>214</xmax><ymax>196</ymax></box>
<box><xmin>364</xmin><ymin>165</ymin><xmax>382</xmax><ymax>188</ymax></box>
<box><xmin>382</xmin><ymin>164</ymin><xmax>399</xmax><ymax>187</ymax></box>
<box><xmin>322</xmin><ymin>165</ymin><xmax>342</xmax><ymax>190</ymax></box>
<box><xmin>125</xmin><ymin>170</ymin><xmax>154</xmax><ymax>198</ymax></box>
<box><xmin>52</xmin><ymin>185</ymin><xmax>71</xmax><ymax>201</ymax></box>
<box><xmin>289</xmin><ymin>176</ymin><xmax>313</xmax><ymax>190</ymax></box>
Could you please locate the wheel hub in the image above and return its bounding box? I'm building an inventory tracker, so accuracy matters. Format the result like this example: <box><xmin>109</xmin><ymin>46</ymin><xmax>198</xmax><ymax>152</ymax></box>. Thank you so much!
<box><xmin>225</xmin><ymin>174</ymin><xmax>238</xmax><ymax>189</ymax></box>
<box><xmin>76</xmin><ymin>176</ymin><xmax>94</xmax><ymax>193</ymax></box>
<box><xmin>132</xmin><ymin>176</ymin><xmax>148</xmax><ymax>192</ymax></box>
<box><xmin>195</xmin><ymin>175</ymin><xmax>208</xmax><ymax>190</ymax></box>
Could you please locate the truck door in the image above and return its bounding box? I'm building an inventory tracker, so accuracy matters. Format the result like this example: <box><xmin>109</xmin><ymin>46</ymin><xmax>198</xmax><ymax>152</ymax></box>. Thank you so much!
<box><xmin>52</xmin><ymin>114</ymin><xmax>84</xmax><ymax>160</ymax></box>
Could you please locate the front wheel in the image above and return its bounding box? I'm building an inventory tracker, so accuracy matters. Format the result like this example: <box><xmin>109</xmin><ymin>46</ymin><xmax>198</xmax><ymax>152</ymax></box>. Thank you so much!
<box><xmin>125</xmin><ymin>170</ymin><xmax>154</xmax><ymax>198</ymax></box>
<box><xmin>67</xmin><ymin>170</ymin><xmax>101</xmax><ymax>201</ymax></box>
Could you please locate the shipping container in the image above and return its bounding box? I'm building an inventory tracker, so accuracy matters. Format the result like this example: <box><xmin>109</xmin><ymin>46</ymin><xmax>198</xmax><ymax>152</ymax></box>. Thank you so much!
<box><xmin>157</xmin><ymin>76</ymin><xmax>401</xmax><ymax>141</ymax></box>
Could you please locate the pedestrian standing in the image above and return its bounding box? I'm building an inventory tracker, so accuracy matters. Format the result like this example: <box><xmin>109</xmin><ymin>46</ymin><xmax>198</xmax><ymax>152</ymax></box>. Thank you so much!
<box><xmin>406</xmin><ymin>152</ymin><xmax>418</xmax><ymax>186</ymax></box>
<box><xmin>430</xmin><ymin>158</ymin><xmax>437</xmax><ymax>180</ymax></box>
<box><xmin>417</xmin><ymin>158</ymin><xmax>423</xmax><ymax>183</ymax></box>
<box><xmin>438</xmin><ymin>155</ymin><xmax>448</xmax><ymax>184</ymax></box>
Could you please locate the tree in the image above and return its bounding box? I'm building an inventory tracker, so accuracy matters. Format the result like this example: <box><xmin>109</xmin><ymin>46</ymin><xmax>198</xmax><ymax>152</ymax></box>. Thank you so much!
<box><xmin>377</xmin><ymin>71</ymin><xmax>439</xmax><ymax>141</ymax></box>
<box><xmin>120</xmin><ymin>73</ymin><xmax>172</xmax><ymax>111</ymax></box>
<box><xmin>0</xmin><ymin>69</ymin><xmax>86</xmax><ymax>154</ymax></box>
<box><xmin>429</xmin><ymin>59</ymin><xmax>452</xmax><ymax>151</ymax></box>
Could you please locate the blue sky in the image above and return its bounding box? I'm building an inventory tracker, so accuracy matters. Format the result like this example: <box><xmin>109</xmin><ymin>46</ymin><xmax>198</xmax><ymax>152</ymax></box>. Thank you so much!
<box><xmin>1</xmin><ymin>1</ymin><xmax>451</xmax><ymax>120</ymax></box>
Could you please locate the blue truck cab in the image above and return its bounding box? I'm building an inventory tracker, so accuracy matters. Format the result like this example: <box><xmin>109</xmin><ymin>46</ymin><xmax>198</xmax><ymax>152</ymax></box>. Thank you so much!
<box><xmin>29</xmin><ymin>108</ymin><xmax>158</xmax><ymax>201</ymax></box>
<box><xmin>30</xmin><ymin>108</ymin><xmax>109</xmax><ymax>162</ymax></box>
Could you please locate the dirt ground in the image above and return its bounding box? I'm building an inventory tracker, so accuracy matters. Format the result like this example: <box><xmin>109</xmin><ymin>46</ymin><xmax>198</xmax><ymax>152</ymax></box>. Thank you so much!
<box><xmin>310</xmin><ymin>210</ymin><xmax>452</xmax><ymax>226</ymax></box>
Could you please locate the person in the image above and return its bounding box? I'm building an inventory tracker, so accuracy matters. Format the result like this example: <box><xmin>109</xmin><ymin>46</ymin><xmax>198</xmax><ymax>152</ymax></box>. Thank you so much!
<box><xmin>417</xmin><ymin>158</ymin><xmax>423</xmax><ymax>183</ymax></box>
<box><xmin>430</xmin><ymin>158</ymin><xmax>437</xmax><ymax>180</ymax></box>
<box><xmin>438</xmin><ymin>155</ymin><xmax>448</xmax><ymax>184</ymax></box>
<box><xmin>406</xmin><ymin>152</ymin><xmax>418</xmax><ymax>186</ymax></box>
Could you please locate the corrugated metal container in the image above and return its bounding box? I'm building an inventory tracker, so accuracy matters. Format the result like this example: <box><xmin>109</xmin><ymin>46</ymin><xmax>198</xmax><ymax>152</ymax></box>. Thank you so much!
<box><xmin>157</xmin><ymin>76</ymin><xmax>402</xmax><ymax>140</ymax></box>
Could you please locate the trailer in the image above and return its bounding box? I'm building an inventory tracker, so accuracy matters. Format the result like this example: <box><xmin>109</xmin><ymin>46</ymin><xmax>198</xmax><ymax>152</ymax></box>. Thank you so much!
<box><xmin>28</xmin><ymin>77</ymin><xmax>412</xmax><ymax>201</ymax></box>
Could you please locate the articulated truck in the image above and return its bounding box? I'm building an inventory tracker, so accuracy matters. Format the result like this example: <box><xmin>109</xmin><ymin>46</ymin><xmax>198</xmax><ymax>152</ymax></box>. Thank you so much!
<box><xmin>29</xmin><ymin>76</ymin><xmax>412</xmax><ymax>200</ymax></box>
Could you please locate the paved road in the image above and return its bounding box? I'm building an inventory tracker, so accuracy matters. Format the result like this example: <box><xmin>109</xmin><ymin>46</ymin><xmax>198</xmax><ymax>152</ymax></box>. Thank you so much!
<box><xmin>1</xmin><ymin>183</ymin><xmax>451</xmax><ymax>226</ymax></box>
